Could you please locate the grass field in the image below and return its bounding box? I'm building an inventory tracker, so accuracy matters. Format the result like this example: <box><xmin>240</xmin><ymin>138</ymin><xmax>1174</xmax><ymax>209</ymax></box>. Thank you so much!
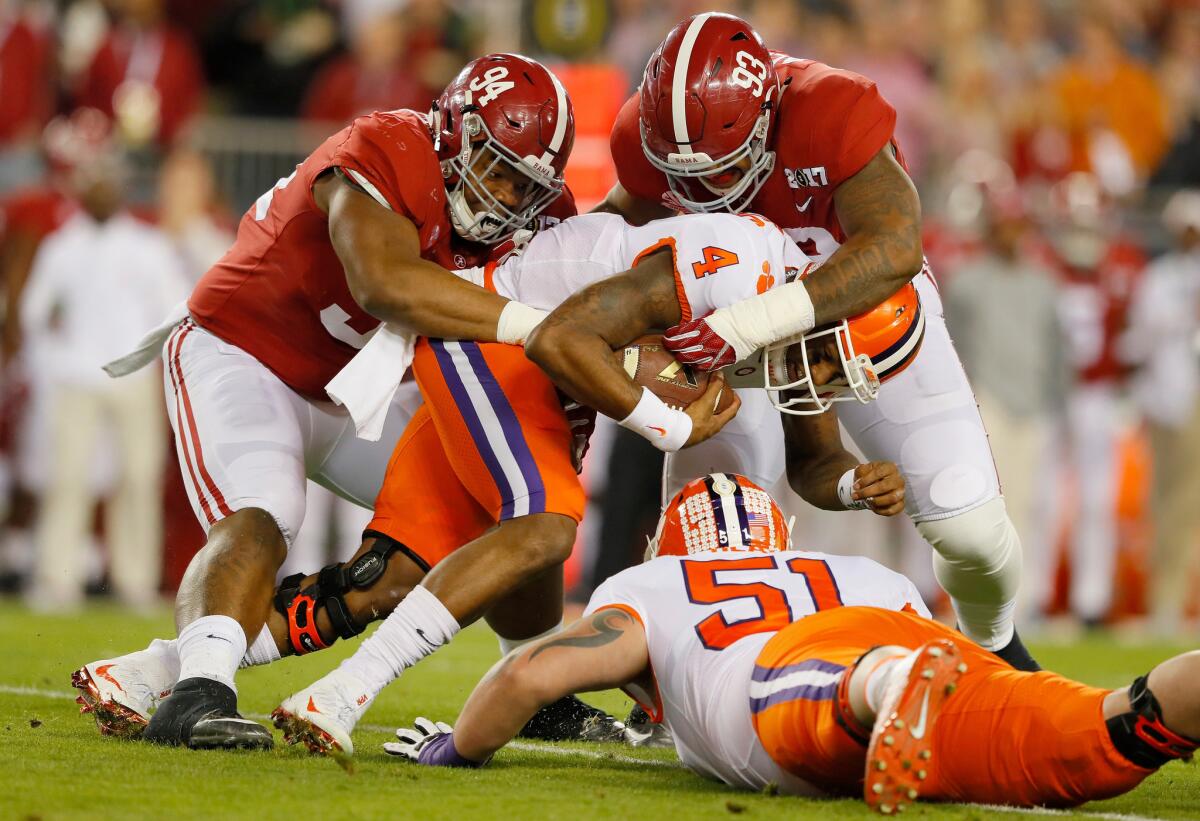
<box><xmin>3</xmin><ymin>600</ymin><xmax>1197</xmax><ymax>821</ymax></box>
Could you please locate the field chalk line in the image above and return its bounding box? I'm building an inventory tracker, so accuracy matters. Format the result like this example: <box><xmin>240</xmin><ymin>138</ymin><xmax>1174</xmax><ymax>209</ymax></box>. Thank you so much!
<box><xmin>0</xmin><ymin>683</ymin><xmax>1170</xmax><ymax>820</ymax></box>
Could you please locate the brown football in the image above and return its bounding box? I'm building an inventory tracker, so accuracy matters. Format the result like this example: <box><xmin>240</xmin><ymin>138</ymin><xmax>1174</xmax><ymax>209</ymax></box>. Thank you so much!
<box><xmin>618</xmin><ymin>334</ymin><xmax>735</xmax><ymax>413</ymax></box>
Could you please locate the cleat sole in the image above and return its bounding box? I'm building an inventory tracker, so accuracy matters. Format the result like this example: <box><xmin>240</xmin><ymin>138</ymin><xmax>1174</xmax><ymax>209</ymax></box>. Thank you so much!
<box><xmin>70</xmin><ymin>667</ymin><xmax>149</xmax><ymax>740</ymax></box>
<box><xmin>863</xmin><ymin>639</ymin><xmax>964</xmax><ymax>816</ymax></box>
<box><xmin>271</xmin><ymin>708</ymin><xmax>344</xmax><ymax>756</ymax></box>
<box><xmin>187</xmin><ymin>716</ymin><xmax>274</xmax><ymax>751</ymax></box>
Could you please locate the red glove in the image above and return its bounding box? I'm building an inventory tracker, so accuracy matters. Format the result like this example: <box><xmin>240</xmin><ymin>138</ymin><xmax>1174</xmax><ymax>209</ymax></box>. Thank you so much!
<box><xmin>662</xmin><ymin>316</ymin><xmax>739</xmax><ymax>371</ymax></box>
<box><xmin>557</xmin><ymin>391</ymin><xmax>597</xmax><ymax>474</ymax></box>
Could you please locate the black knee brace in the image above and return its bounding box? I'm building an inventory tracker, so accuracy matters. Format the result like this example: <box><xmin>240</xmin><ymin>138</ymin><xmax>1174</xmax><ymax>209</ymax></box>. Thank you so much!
<box><xmin>274</xmin><ymin>534</ymin><xmax>419</xmax><ymax>655</ymax></box>
<box><xmin>1106</xmin><ymin>674</ymin><xmax>1198</xmax><ymax>769</ymax></box>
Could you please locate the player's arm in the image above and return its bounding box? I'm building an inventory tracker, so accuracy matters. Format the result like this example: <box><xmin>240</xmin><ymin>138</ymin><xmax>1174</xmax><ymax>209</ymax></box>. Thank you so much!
<box><xmin>524</xmin><ymin>249</ymin><xmax>738</xmax><ymax>450</ymax></box>
<box><xmin>782</xmin><ymin>410</ymin><xmax>905</xmax><ymax>516</ymax></box>
<box><xmin>386</xmin><ymin>609</ymin><xmax>649</xmax><ymax>766</ymax></box>
<box><xmin>591</xmin><ymin>181</ymin><xmax>674</xmax><ymax>226</ymax></box>
<box><xmin>665</xmin><ymin>148</ymin><xmax>923</xmax><ymax>369</ymax></box>
<box><xmin>315</xmin><ymin>172</ymin><xmax>540</xmax><ymax>343</ymax></box>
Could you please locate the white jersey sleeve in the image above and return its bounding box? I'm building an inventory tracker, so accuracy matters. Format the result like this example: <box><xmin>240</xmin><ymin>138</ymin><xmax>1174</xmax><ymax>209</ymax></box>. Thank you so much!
<box><xmin>486</xmin><ymin>213</ymin><xmax>630</xmax><ymax>310</ymax></box>
<box><xmin>621</xmin><ymin>213</ymin><xmax>808</xmax><ymax>321</ymax></box>
<box><xmin>582</xmin><ymin>550</ymin><xmax>927</xmax><ymax>795</ymax></box>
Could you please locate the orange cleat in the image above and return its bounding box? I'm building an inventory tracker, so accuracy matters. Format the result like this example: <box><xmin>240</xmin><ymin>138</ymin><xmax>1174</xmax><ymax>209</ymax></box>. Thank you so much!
<box><xmin>863</xmin><ymin>639</ymin><xmax>966</xmax><ymax>815</ymax></box>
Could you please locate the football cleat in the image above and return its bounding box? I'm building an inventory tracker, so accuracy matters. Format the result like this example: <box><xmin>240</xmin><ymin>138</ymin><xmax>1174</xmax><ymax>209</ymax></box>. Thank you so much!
<box><xmin>143</xmin><ymin>676</ymin><xmax>273</xmax><ymax>750</ymax></box>
<box><xmin>271</xmin><ymin>669</ymin><xmax>375</xmax><ymax>756</ymax></box>
<box><xmin>517</xmin><ymin>695</ymin><xmax>625</xmax><ymax>743</ymax></box>
<box><xmin>864</xmin><ymin>640</ymin><xmax>965</xmax><ymax>815</ymax></box>
<box><xmin>71</xmin><ymin>640</ymin><xmax>179</xmax><ymax>739</ymax></box>
<box><xmin>623</xmin><ymin>704</ymin><xmax>673</xmax><ymax>748</ymax></box>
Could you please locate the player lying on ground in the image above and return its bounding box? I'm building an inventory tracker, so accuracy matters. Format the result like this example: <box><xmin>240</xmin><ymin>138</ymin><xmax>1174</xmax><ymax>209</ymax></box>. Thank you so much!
<box><xmin>384</xmin><ymin>474</ymin><xmax>1200</xmax><ymax>816</ymax></box>
<box><xmin>600</xmin><ymin>12</ymin><xmax>1038</xmax><ymax>671</ymax></box>
<box><xmin>72</xmin><ymin>210</ymin><xmax>906</xmax><ymax>754</ymax></box>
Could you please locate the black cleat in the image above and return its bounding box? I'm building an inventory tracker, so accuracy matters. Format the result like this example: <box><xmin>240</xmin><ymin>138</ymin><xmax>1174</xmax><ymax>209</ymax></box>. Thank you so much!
<box><xmin>518</xmin><ymin>695</ymin><xmax>625</xmax><ymax>743</ymax></box>
<box><xmin>992</xmin><ymin>629</ymin><xmax>1041</xmax><ymax>672</ymax></box>
<box><xmin>143</xmin><ymin>677</ymin><xmax>273</xmax><ymax>750</ymax></box>
<box><xmin>623</xmin><ymin>704</ymin><xmax>673</xmax><ymax>748</ymax></box>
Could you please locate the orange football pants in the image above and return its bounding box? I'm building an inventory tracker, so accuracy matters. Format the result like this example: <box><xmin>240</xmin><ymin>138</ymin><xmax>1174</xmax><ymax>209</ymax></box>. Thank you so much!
<box><xmin>751</xmin><ymin>607</ymin><xmax>1152</xmax><ymax>808</ymax></box>
<box><xmin>367</xmin><ymin>339</ymin><xmax>584</xmax><ymax>569</ymax></box>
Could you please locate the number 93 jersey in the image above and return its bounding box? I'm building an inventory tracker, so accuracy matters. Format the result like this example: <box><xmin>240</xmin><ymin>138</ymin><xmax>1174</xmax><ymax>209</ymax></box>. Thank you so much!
<box><xmin>583</xmin><ymin>550</ymin><xmax>928</xmax><ymax>795</ymax></box>
<box><xmin>484</xmin><ymin>211</ymin><xmax>804</xmax><ymax>314</ymax></box>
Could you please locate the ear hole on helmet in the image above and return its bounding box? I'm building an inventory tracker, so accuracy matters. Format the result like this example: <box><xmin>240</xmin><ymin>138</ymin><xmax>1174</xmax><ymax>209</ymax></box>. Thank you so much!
<box><xmin>730</xmin><ymin>31</ymin><xmax>748</xmax><ymax>41</ymax></box>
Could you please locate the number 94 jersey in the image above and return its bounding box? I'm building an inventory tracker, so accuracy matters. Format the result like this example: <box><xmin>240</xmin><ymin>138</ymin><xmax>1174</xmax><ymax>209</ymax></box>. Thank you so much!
<box><xmin>583</xmin><ymin>550</ymin><xmax>928</xmax><ymax>794</ymax></box>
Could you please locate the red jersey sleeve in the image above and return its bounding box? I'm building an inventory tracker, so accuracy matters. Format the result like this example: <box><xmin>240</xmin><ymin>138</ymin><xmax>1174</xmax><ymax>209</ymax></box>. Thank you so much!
<box><xmin>325</xmin><ymin>111</ymin><xmax>443</xmax><ymax>226</ymax></box>
<box><xmin>610</xmin><ymin>93</ymin><xmax>669</xmax><ymax>203</ymax></box>
<box><xmin>782</xmin><ymin>68</ymin><xmax>896</xmax><ymax>186</ymax></box>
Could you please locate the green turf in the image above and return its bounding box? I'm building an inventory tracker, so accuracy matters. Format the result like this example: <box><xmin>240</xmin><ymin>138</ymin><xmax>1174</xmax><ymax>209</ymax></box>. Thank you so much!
<box><xmin>2</xmin><ymin>600</ymin><xmax>1196</xmax><ymax>820</ymax></box>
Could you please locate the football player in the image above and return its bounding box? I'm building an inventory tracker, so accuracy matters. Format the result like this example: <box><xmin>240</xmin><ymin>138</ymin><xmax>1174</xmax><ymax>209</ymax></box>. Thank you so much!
<box><xmin>384</xmin><ymin>474</ymin><xmax>1200</xmax><ymax>815</ymax></box>
<box><xmin>596</xmin><ymin>12</ymin><xmax>1036</xmax><ymax>670</ymax></box>
<box><xmin>71</xmin><ymin>210</ymin><xmax>903</xmax><ymax>755</ymax></box>
<box><xmin>72</xmin><ymin>54</ymin><xmax>593</xmax><ymax>750</ymax></box>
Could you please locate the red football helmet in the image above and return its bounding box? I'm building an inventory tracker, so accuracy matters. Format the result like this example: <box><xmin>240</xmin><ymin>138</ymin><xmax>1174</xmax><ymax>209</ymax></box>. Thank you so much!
<box><xmin>729</xmin><ymin>281</ymin><xmax>925</xmax><ymax>415</ymax></box>
<box><xmin>432</xmin><ymin>53</ymin><xmax>574</xmax><ymax>243</ymax></box>
<box><xmin>648</xmin><ymin>473</ymin><xmax>791</xmax><ymax>559</ymax></box>
<box><xmin>639</xmin><ymin>12</ymin><xmax>780</xmax><ymax>213</ymax></box>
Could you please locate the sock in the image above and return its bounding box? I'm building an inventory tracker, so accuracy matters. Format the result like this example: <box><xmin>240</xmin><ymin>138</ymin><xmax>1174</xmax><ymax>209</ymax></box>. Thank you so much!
<box><xmin>497</xmin><ymin>620</ymin><xmax>563</xmax><ymax>657</ymax></box>
<box><xmin>337</xmin><ymin>585</ymin><xmax>459</xmax><ymax>699</ymax></box>
<box><xmin>240</xmin><ymin>624</ymin><xmax>282</xmax><ymax>668</ymax></box>
<box><xmin>176</xmin><ymin>615</ymin><xmax>247</xmax><ymax>693</ymax></box>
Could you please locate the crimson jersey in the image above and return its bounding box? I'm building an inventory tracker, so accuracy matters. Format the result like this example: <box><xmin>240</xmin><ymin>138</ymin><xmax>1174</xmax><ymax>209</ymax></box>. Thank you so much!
<box><xmin>611</xmin><ymin>53</ymin><xmax>902</xmax><ymax>263</ymax></box>
<box><xmin>1054</xmin><ymin>239</ymin><xmax>1144</xmax><ymax>385</ymax></box>
<box><xmin>188</xmin><ymin>109</ymin><xmax>576</xmax><ymax>400</ymax></box>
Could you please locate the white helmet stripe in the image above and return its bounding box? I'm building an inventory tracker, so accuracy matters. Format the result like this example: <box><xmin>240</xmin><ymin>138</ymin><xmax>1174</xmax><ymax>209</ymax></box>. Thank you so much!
<box><xmin>672</xmin><ymin>12</ymin><xmax>714</xmax><ymax>154</ymax></box>
<box><xmin>540</xmin><ymin>68</ymin><xmax>570</xmax><ymax>165</ymax></box>
<box><xmin>869</xmin><ymin>304</ymin><xmax>926</xmax><ymax>379</ymax></box>
<box><xmin>711</xmin><ymin>472</ymin><xmax>746</xmax><ymax>549</ymax></box>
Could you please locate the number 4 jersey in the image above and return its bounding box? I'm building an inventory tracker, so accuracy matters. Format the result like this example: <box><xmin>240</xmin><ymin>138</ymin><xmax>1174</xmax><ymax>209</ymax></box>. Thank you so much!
<box><xmin>187</xmin><ymin>109</ymin><xmax>576</xmax><ymax>401</ymax></box>
<box><xmin>583</xmin><ymin>550</ymin><xmax>929</xmax><ymax>795</ymax></box>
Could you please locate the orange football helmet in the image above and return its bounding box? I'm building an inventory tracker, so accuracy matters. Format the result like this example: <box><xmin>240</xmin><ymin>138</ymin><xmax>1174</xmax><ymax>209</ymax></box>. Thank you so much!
<box><xmin>647</xmin><ymin>473</ymin><xmax>790</xmax><ymax>560</ymax></box>
<box><xmin>736</xmin><ymin>281</ymin><xmax>925</xmax><ymax>415</ymax></box>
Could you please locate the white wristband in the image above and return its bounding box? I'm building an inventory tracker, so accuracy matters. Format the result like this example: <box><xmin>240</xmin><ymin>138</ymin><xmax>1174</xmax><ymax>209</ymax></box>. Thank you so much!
<box><xmin>703</xmin><ymin>280</ymin><xmax>816</xmax><ymax>361</ymax></box>
<box><xmin>497</xmin><ymin>301</ymin><xmax>548</xmax><ymax>345</ymax></box>
<box><xmin>619</xmin><ymin>387</ymin><xmax>693</xmax><ymax>452</ymax></box>
<box><xmin>837</xmin><ymin>468</ymin><xmax>871</xmax><ymax>510</ymax></box>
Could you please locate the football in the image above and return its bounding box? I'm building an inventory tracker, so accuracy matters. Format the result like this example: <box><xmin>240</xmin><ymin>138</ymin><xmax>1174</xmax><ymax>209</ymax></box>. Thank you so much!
<box><xmin>618</xmin><ymin>334</ymin><xmax>734</xmax><ymax>413</ymax></box>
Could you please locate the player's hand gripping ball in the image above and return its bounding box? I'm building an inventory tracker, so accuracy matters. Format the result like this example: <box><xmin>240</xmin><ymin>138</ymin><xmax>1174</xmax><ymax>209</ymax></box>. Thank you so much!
<box><xmin>619</xmin><ymin>335</ymin><xmax>736</xmax><ymax>413</ymax></box>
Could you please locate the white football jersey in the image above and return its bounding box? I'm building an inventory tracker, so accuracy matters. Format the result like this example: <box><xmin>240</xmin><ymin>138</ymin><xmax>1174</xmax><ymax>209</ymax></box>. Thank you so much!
<box><xmin>485</xmin><ymin>212</ymin><xmax>807</xmax><ymax>313</ymax></box>
<box><xmin>583</xmin><ymin>550</ymin><xmax>929</xmax><ymax>795</ymax></box>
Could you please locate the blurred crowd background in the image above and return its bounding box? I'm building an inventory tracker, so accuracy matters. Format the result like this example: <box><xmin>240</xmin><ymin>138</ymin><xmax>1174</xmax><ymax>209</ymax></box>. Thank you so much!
<box><xmin>1</xmin><ymin>0</ymin><xmax>1198</xmax><ymax>637</ymax></box>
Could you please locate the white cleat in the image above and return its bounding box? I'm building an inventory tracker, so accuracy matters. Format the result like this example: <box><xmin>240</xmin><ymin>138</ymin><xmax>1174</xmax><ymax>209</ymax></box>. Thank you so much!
<box><xmin>271</xmin><ymin>669</ymin><xmax>375</xmax><ymax>756</ymax></box>
<box><xmin>71</xmin><ymin>639</ymin><xmax>180</xmax><ymax>739</ymax></box>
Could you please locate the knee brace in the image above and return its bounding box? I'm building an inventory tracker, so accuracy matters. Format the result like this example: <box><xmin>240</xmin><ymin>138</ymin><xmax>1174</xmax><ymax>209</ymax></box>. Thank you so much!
<box><xmin>918</xmin><ymin>497</ymin><xmax>1023</xmax><ymax>606</ymax></box>
<box><xmin>274</xmin><ymin>534</ymin><xmax>417</xmax><ymax>655</ymax></box>
<box><xmin>1107</xmin><ymin>674</ymin><xmax>1198</xmax><ymax>768</ymax></box>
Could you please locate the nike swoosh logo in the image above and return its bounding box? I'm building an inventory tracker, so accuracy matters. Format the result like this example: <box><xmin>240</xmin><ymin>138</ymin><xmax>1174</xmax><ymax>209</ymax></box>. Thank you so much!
<box><xmin>796</xmin><ymin>195</ymin><xmax>814</xmax><ymax>212</ymax></box>
<box><xmin>95</xmin><ymin>664</ymin><xmax>125</xmax><ymax>693</ymax></box>
<box><xmin>647</xmin><ymin>425</ymin><xmax>667</xmax><ymax>438</ymax></box>
<box><xmin>910</xmin><ymin>690</ymin><xmax>931</xmax><ymax>739</ymax></box>
<box><xmin>205</xmin><ymin>634</ymin><xmax>233</xmax><ymax>644</ymax></box>
<box><xmin>415</xmin><ymin>628</ymin><xmax>441</xmax><ymax>649</ymax></box>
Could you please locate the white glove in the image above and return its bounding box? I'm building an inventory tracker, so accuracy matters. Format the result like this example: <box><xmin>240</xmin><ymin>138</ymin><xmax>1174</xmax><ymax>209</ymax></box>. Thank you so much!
<box><xmin>383</xmin><ymin>717</ymin><xmax>454</xmax><ymax>762</ymax></box>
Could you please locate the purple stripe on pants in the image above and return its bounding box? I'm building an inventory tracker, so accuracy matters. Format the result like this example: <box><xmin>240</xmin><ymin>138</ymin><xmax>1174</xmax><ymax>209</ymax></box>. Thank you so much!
<box><xmin>750</xmin><ymin>681</ymin><xmax>839</xmax><ymax>714</ymax></box>
<box><xmin>459</xmin><ymin>341</ymin><xmax>546</xmax><ymax>516</ymax></box>
<box><xmin>428</xmin><ymin>339</ymin><xmax>517</xmax><ymax>517</ymax></box>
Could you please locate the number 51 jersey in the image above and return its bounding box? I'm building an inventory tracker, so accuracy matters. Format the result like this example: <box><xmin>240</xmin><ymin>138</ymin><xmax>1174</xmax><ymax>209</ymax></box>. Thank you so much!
<box><xmin>583</xmin><ymin>550</ymin><xmax>929</xmax><ymax>795</ymax></box>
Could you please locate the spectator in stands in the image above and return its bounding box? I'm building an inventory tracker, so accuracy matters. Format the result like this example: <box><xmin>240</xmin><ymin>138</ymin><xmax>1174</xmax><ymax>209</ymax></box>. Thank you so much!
<box><xmin>1051</xmin><ymin>13</ymin><xmax>1168</xmax><ymax>185</ymax></box>
<box><xmin>156</xmin><ymin>147</ymin><xmax>233</xmax><ymax>282</ymax></box>
<box><xmin>0</xmin><ymin>3</ymin><xmax>54</xmax><ymax>190</ymax></box>
<box><xmin>943</xmin><ymin>188</ymin><xmax>1067</xmax><ymax>620</ymax></box>
<box><xmin>302</xmin><ymin>1</ymin><xmax>427</xmax><ymax>124</ymax></box>
<box><xmin>74</xmin><ymin>0</ymin><xmax>205</xmax><ymax>146</ymax></box>
<box><xmin>20</xmin><ymin>129</ymin><xmax>188</xmax><ymax>611</ymax></box>
<box><xmin>1123</xmin><ymin>190</ymin><xmax>1200</xmax><ymax>635</ymax></box>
